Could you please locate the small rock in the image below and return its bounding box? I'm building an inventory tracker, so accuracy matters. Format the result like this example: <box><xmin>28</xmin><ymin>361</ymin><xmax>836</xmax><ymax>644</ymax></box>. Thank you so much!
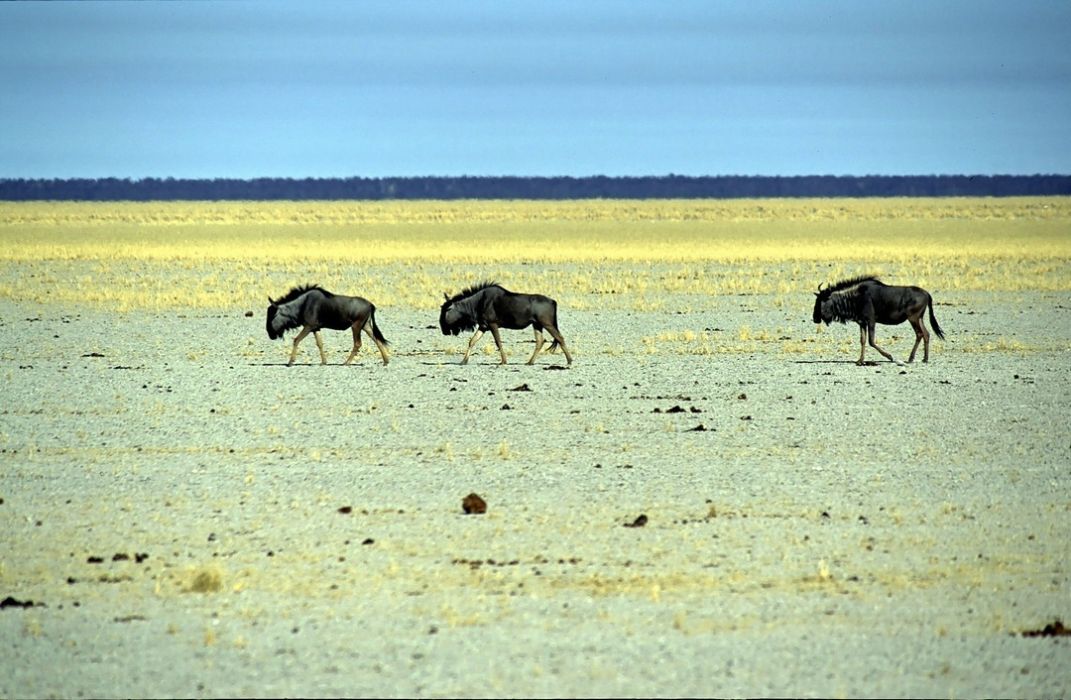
<box><xmin>338</xmin><ymin>506</ymin><xmax>353</xmax><ymax>514</ymax></box>
<box><xmin>462</xmin><ymin>493</ymin><xmax>487</xmax><ymax>515</ymax></box>
<box><xmin>624</xmin><ymin>514</ymin><xmax>648</xmax><ymax>528</ymax></box>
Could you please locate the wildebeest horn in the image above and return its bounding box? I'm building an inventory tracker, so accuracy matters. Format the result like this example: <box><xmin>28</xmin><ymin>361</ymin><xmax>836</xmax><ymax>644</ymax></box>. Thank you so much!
<box><xmin>268</xmin><ymin>295</ymin><xmax>276</xmax><ymax>305</ymax></box>
<box><xmin>815</xmin><ymin>282</ymin><xmax>826</xmax><ymax>296</ymax></box>
<box><xmin>443</xmin><ymin>291</ymin><xmax>450</xmax><ymax>301</ymax></box>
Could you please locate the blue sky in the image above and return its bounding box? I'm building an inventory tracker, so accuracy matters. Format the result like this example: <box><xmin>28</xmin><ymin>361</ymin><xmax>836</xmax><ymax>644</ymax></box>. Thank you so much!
<box><xmin>1</xmin><ymin>1</ymin><xmax>1069</xmax><ymax>178</ymax></box>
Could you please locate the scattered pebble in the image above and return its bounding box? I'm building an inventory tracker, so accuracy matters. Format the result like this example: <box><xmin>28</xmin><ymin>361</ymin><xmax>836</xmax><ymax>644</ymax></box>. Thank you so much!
<box><xmin>462</xmin><ymin>493</ymin><xmax>487</xmax><ymax>514</ymax></box>
<box><xmin>624</xmin><ymin>514</ymin><xmax>648</xmax><ymax>528</ymax></box>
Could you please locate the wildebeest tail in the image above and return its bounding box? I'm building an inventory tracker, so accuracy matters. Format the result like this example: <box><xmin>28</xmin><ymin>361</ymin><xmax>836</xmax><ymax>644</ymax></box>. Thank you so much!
<box><xmin>370</xmin><ymin>308</ymin><xmax>390</xmax><ymax>346</ymax></box>
<box><xmin>928</xmin><ymin>296</ymin><xmax>945</xmax><ymax>340</ymax></box>
<box><xmin>546</xmin><ymin>301</ymin><xmax>562</xmax><ymax>353</ymax></box>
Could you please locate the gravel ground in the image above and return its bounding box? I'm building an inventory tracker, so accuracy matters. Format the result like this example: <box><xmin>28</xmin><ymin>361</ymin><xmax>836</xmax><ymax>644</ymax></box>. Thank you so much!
<box><xmin>1</xmin><ymin>294</ymin><xmax>1069</xmax><ymax>698</ymax></box>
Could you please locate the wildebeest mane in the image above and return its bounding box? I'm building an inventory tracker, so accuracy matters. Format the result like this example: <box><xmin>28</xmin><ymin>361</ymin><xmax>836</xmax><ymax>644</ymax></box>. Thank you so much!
<box><xmin>818</xmin><ymin>275</ymin><xmax>883</xmax><ymax>300</ymax></box>
<box><xmin>272</xmin><ymin>283</ymin><xmax>333</xmax><ymax>306</ymax></box>
<box><xmin>444</xmin><ymin>280</ymin><xmax>502</xmax><ymax>305</ymax></box>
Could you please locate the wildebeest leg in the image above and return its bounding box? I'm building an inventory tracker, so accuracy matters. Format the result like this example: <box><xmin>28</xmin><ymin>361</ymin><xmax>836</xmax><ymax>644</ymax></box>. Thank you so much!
<box><xmin>489</xmin><ymin>323</ymin><xmax>507</xmax><ymax>365</ymax></box>
<box><xmin>363</xmin><ymin>322</ymin><xmax>390</xmax><ymax>366</ymax></box>
<box><xmin>527</xmin><ymin>328</ymin><xmax>545</xmax><ymax>365</ymax></box>
<box><xmin>867</xmin><ymin>322</ymin><xmax>899</xmax><ymax>364</ymax></box>
<box><xmin>344</xmin><ymin>324</ymin><xmax>363</xmax><ymax>365</ymax></box>
<box><xmin>289</xmin><ymin>326</ymin><xmax>312</xmax><ymax>366</ymax></box>
<box><xmin>546</xmin><ymin>325</ymin><xmax>573</xmax><ymax>365</ymax></box>
<box><xmin>921</xmin><ymin>315</ymin><xmax>932</xmax><ymax>362</ymax></box>
<box><xmin>907</xmin><ymin>316</ymin><xmax>928</xmax><ymax>363</ymax></box>
<box><xmin>313</xmin><ymin>331</ymin><xmax>328</xmax><ymax>365</ymax></box>
<box><xmin>461</xmin><ymin>330</ymin><xmax>484</xmax><ymax>365</ymax></box>
<box><xmin>857</xmin><ymin>324</ymin><xmax>867</xmax><ymax>365</ymax></box>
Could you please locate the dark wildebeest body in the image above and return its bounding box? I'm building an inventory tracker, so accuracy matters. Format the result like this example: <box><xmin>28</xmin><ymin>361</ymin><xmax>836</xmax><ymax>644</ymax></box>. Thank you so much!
<box><xmin>812</xmin><ymin>276</ymin><xmax>945</xmax><ymax>364</ymax></box>
<box><xmin>439</xmin><ymin>282</ymin><xmax>573</xmax><ymax>365</ymax></box>
<box><xmin>266</xmin><ymin>284</ymin><xmax>389</xmax><ymax>366</ymax></box>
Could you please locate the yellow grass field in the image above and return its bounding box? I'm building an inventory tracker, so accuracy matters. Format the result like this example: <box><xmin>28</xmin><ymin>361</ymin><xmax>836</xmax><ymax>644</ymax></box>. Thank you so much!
<box><xmin>1</xmin><ymin>197</ymin><xmax>1069</xmax><ymax>313</ymax></box>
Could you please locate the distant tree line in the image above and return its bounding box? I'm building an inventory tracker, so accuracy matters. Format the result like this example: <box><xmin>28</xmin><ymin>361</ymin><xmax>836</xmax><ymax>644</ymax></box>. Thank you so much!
<box><xmin>1</xmin><ymin>174</ymin><xmax>1068</xmax><ymax>201</ymax></box>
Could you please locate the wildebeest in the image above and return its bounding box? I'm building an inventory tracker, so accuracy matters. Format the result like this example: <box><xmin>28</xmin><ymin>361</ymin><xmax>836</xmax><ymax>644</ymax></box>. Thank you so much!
<box><xmin>812</xmin><ymin>275</ymin><xmax>945</xmax><ymax>365</ymax></box>
<box><xmin>439</xmin><ymin>282</ymin><xmax>573</xmax><ymax>365</ymax></box>
<box><xmin>266</xmin><ymin>284</ymin><xmax>389</xmax><ymax>366</ymax></box>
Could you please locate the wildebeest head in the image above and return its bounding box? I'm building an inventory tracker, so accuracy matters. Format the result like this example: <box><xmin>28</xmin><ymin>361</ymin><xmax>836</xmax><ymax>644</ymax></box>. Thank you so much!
<box><xmin>439</xmin><ymin>293</ymin><xmax>468</xmax><ymax>335</ymax></box>
<box><xmin>266</xmin><ymin>297</ymin><xmax>281</xmax><ymax>339</ymax></box>
<box><xmin>812</xmin><ymin>283</ymin><xmax>833</xmax><ymax>325</ymax></box>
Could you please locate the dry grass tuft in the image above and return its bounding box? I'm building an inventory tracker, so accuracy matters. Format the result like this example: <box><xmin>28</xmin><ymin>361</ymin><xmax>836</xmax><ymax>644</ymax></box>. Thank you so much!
<box><xmin>184</xmin><ymin>565</ymin><xmax>224</xmax><ymax>594</ymax></box>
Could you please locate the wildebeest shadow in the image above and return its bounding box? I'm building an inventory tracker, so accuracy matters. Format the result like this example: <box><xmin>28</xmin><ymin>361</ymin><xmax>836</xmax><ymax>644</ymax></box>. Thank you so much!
<box><xmin>415</xmin><ymin>361</ymin><xmax>528</xmax><ymax>369</ymax></box>
<box><xmin>793</xmin><ymin>360</ymin><xmax>882</xmax><ymax>366</ymax></box>
<box><xmin>250</xmin><ymin>362</ymin><xmax>363</xmax><ymax>367</ymax></box>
